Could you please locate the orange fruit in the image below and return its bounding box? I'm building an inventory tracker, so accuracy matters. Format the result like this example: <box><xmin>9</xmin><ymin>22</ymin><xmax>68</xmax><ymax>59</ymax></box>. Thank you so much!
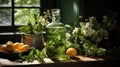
<box><xmin>13</xmin><ymin>42</ymin><xmax>23</xmax><ymax>50</ymax></box>
<box><xmin>21</xmin><ymin>45</ymin><xmax>30</xmax><ymax>51</ymax></box>
<box><xmin>6</xmin><ymin>41</ymin><xmax>14</xmax><ymax>45</ymax></box>
<box><xmin>14</xmin><ymin>49</ymin><xmax>21</xmax><ymax>52</ymax></box>
<box><xmin>0</xmin><ymin>45</ymin><xmax>7</xmax><ymax>51</ymax></box>
<box><xmin>6</xmin><ymin>44</ymin><xmax>14</xmax><ymax>51</ymax></box>
<box><xmin>66</xmin><ymin>47</ymin><xmax>77</xmax><ymax>57</ymax></box>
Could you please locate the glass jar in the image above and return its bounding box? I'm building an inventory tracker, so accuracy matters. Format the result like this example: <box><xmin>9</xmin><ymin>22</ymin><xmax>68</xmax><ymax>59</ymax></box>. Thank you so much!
<box><xmin>46</xmin><ymin>9</ymin><xmax>66</xmax><ymax>58</ymax></box>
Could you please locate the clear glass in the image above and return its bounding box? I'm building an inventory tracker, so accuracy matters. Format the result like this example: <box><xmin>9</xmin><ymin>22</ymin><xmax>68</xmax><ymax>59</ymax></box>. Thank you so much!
<box><xmin>14</xmin><ymin>8</ymin><xmax>40</xmax><ymax>25</ymax></box>
<box><xmin>14</xmin><ymin>0</ymin><xmax>40</xmax><ymax>6</ymax></box>
<box><xmin>0</xmin><ymin>9</ymin><xmax>11</xmax><ymax>26</ymax></box>
<box><xmin>46</xmin><ymin>9</ymin><xmax>66</xmax><ymax>57</ymax></box>
<box><xmin>0</xmin><ymin>0</ymin><xmax>11</xmax><ymax>6</ymax></box>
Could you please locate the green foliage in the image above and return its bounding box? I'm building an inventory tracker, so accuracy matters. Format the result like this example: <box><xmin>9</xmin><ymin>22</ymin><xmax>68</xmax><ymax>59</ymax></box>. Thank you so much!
<box><xmin>66</xmin><ymin>11</ymin><xmax>119</xmax><ymax>57</ymax></box>
<box><xmin>19</xmin><ymin>48</ymin><xmax>46</xmax><ymax>63</ymax></box>
<box><xmin>17</xmin><ymin>10</ymin><xmax>50</xmax><ymax>34</ymax></box>
<box><xmin>14</xmin><ymin>0</ymin><xmax>40</xmax><ymax>5</ymax></box>
<box><xmin>82</xmin><ymin>41</ymin><xmax>106</xmax><ymax>57</ymax></box>
<box><xmin>15</xmin><ymin>9</ymin><xmax>40</xmax><ymax>25</ymax></box>
<box><xmin>17</xmin><ymin>22</ymin><xmax>33</xmax><ymax>34</ymax></box>
<box><xmin>54</xmin><ymin>55</ymin><xmax>70</xmax><ymax>62</ymax></box>
<box><xmin>14</xmin><ymin>0</ymin><xmax>41</xmax><ymax>25</ymax></box>
<box><xmin>102</xmin><ymin>11</ymin><xmax>118</xmax><ymax>31</ymax></box>
<box><xmin>19</xmin><ymin>48</ymin><xmax>70</xmax><ymax>62</ymax></box>
<box><xmin>66</xmin><ymin>15</ymin><xmax>110</xmax><ymax>57</ymax></box>
<box><xmin>0</xmin><ymin>0</ymin><xmax>10</xmax><ymax>5</ymax></box>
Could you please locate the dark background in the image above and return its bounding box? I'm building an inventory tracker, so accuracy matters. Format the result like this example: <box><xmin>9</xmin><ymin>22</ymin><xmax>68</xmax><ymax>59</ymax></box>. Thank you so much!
<box><xmin>84</xmin><ymin>0</ymin><xmax>120</xmax><ymax>21</ymax></box>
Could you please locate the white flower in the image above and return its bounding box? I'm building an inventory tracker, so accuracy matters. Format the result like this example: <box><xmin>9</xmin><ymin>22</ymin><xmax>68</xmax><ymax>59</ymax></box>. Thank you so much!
<box><xmin>72</xmin><ymin>27</ymin><xmax>79</xmax><ymax>34</ymax></box>
<box><xmin>38</xmin><ymin>16</ymin><xmax>49</xmax><ymax>26</ymax></box>
<box><xmin>86</xmin><ymin>29</ymin><xmax>95</xmax><ymax>36</ymax></box>
<box><xmin>66</xmin><ymin>33</ymin><xmax>71</xmax><ymax>40</ymax></box>
<box><xmin>80</xmin><ymin>22</ymin><xmax>85</xmax><ymax>27</ymax></box>
<box><xmin>89</xmin><ymin>16</ymin><xmax>96</xmax><ymax>22</ymax></box>
<box><xmin>86</xmin><ymin>22</ymin><xmax>90</xmax><ymax>28</ymax></box>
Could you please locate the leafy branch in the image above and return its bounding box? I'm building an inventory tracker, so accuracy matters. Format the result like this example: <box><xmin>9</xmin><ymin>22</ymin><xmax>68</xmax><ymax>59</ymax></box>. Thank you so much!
<box><xmin>19</xmin><ymin>48</ymin><xmax>46</xmax><ymax>63</ymax></box>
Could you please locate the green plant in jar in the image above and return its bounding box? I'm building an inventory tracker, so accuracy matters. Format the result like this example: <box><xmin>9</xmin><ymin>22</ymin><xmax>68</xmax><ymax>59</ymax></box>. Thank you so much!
<box><xmin>46</xmin><ymin>9</ymin><xmax>70</xmax><ymax>61</ymax></box>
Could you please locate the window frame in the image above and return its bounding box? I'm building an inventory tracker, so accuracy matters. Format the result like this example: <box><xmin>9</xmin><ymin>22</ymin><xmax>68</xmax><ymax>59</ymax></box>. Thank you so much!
<box><xmin>0</xmin><ymin>0</ymin><xmax>41</xmax><ymax>32</ymax></box>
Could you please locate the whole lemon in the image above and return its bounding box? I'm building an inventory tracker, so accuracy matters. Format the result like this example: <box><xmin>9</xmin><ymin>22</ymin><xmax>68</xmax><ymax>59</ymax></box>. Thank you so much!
<box><xmin>14</xmin><ymin>42</ymin><xmax>23</xmax><ymax>50</ymax></box>
<box><xmin>21</xmin><ymin>45</ymin><xmax>30</xmax><ymax>51</ymax></box>
<box><xmin>66</xmin><ymin>48</ymin><xmax>77</xmax><ymax>57</ymax></box>
<box><xmin>6</xmin><ymin>44</ymin><xmax>14</xmax><ymax>51</ymax></box>
<box><xmin>0</xmin><ymin>45</ymin><xmax>7</xmax><ymax>51</ymax></box>
<box><xmin>14</xmin><ymin>49</ymin><xmax>21</xmax><ymax>52</ymax></box>
<box><xmin>6</xmin><ymin>41</ymin><xmax>14</xmax><ymax>45</ymax></box>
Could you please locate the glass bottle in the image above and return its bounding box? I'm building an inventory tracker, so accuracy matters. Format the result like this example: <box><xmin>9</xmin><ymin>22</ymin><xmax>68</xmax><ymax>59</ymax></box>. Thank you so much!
<box><xmin>46</xmin><ymin>9</ymin><xmax>66</xmax><ymax>58</ymax></box>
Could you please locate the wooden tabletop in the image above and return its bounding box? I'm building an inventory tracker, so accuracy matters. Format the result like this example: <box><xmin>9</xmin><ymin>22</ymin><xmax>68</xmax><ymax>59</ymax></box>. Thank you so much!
<box><xmin>0</xmin><ymin>55</ymin><xmax>105</xmax><ymax>67</ymax></box>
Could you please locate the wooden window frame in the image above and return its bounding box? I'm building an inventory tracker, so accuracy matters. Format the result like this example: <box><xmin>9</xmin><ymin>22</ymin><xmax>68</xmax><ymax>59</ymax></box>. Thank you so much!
<box><xmin>0</xmin><ymin>0</ymin><xmax>41</xmax><ymax>32</ymax></box>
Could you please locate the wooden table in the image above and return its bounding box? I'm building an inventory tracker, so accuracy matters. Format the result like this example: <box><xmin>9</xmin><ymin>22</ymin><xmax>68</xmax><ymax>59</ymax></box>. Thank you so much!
<box><xmin>1</xmin><ymin>55</ymin><xmax>119</xmax><ymax>67</ymax></box>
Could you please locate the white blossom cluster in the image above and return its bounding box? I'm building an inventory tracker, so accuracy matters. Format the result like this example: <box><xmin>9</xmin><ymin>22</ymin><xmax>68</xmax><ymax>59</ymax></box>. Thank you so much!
<box><xmin>72</xmin><ymin>16</ymin><xmax>109</xmax><ymax>43</ymax></box>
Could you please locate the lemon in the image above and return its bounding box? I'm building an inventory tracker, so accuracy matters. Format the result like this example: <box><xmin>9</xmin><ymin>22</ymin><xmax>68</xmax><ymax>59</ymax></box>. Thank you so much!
<box><xmin>21</xmin><ymin>45</ymin><xmax>30</xmax><ymax>51</ymax></box>
<box><xmin>14</xmin><ymin>49</ymin><xmax>21</xmax><ymax>52</ymax></box>
<box><xmin>14</xmin><ymin>42</ymin><xmax>23</xmax><ymax>50</ymax></box>
<box><xmin>6</xmin><ymin>41</ymin><xmax>14</xmax><ymax>45</ymax></box>
<box><xmin>66</xmin><ymin>48</ymin><xmax>77</xmax><ymax>57</ymax></box>
<box><xmin>0</xmin><ymin>45</ymin><xmax>7</xmax><ymax>51</ymax></box>
<box><xmin>6</xmin><ymin>44</ymin><xmax>14</xmax><ymax>51</ymax></box>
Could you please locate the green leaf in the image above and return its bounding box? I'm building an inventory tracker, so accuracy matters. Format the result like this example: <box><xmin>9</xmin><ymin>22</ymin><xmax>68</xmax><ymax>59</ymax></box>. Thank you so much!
<box><xmin>19</xmin><ymin>48</ymin><xmax>47</xmax><ymax>63</ymax></box>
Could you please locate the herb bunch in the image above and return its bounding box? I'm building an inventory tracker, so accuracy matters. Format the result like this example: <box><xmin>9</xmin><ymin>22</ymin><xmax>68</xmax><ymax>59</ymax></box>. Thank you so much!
<box><xmin>19</xmin><ymin>48</ymin><xmax>46</xmax><ymax>63</ymax></box>
<box><xmin>18</xmin><ymin>10</ymin><xmax>50</xmax><ymax>34</ymax></box>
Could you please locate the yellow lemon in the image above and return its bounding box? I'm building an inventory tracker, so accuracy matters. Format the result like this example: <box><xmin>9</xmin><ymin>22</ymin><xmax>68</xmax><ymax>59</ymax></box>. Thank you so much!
<box><xmin>66</xmin><ymin>48</ymin><xmax>77</xmax><ymax>57</ymax></box>
<box><xmin>14</xmin><ymin>42</ymin><xmax>23</xmax><ymax>50</ymax></box>
<box><xmin>21</xmin><ymin>45</ymin><xmax>30</xmax><ymax>51</ymax></box>
<box><xmin>14</xmin><ymin>49</ymin><xmax>21</xmax><ymax>52</ymax></box>
<box><xmin>0</xmin><ymin>45</ymin><xmax>7</xmax><ymax>51</ymax></box>
<box><xmin>6</xmin><ymin>41</ymin><xmax>14</xmax><ymax>45</ymax></box>
<box><xmin>6</xmin><ymin>44</ymin><xmax>14</xmax><ymax>51</ymax></box>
